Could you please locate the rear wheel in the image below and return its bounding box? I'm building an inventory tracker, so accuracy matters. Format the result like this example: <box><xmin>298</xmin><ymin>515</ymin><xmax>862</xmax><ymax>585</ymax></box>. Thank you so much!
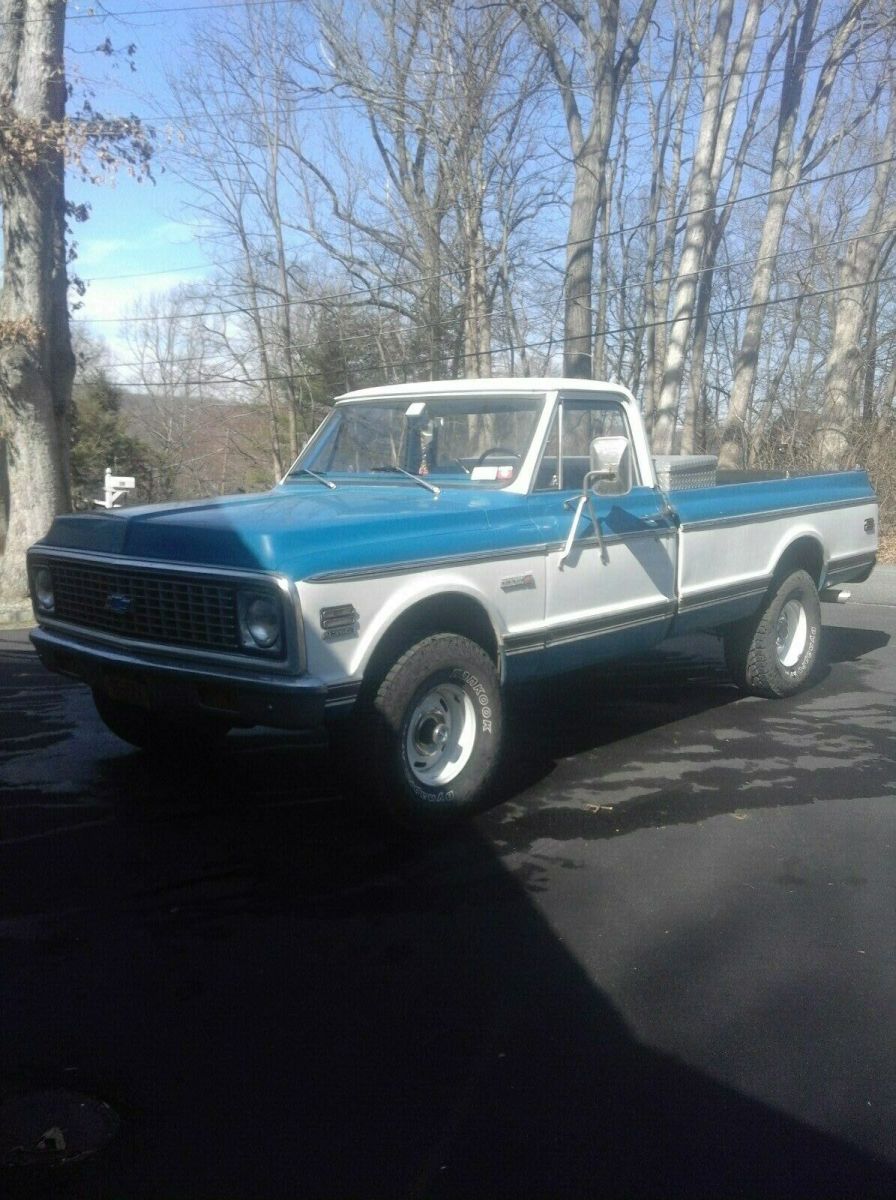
<box><xmin>723</xmin><ymin>569</ymin><xmax>821</xmax><ymax>698</ymax></box>
<box><xmin>92</xmin><ymin>688</ymin><xmax>231</xmax><ymax>753</ymax></box>
<box><xmin>345</xmin><ymin>633</ymin><xmax>504</xmax><ymax>829</ymax></box>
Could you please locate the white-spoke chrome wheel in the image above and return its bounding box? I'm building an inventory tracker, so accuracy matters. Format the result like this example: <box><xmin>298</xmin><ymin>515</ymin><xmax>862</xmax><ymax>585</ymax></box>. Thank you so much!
<box><xmin>405</xmin><ymin>682</ymin><xmax>477</xmax><ymax>786</ymax></box>
<box><xmin>723</xmin><ymin>569</ymin><xmax>821</xmax><ymax>699</ymax></box>
<box><xmin>775</xmin><ymin>598</ymin><xmax>808</xmax><ymax>668</ymax></box>
<box><xmin>359</xmin><ymin>633</ymin><xmax>503</xmax><ymax>828</ymax></box>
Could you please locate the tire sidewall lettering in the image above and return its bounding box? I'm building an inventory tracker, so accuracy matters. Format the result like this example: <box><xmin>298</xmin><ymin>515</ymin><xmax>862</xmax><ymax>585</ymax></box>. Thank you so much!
<box><xmin>782</xmin><ymin>623</ymin><xmax>817</xmax><ymax>679</ymax></box>
<box><xmin>407</xmin><ymin>777</ymin><xmax>456</xmax><ymax>805</ymax></box>
<box><xmin>771</xmin><ymin>582</ymin><xmax>820</xmax><ymax>688</ymax></box>
<box><xmin>451</xmin><ymin>667</ymin><xmax>494</xmax><ymax>735</ymax></box>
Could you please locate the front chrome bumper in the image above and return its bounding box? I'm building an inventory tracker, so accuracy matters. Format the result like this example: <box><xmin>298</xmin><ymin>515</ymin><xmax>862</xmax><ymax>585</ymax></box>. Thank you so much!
<box><xmin>31</xmin><ymin>625</ymin><xmax>331</xmax><ymax>730</ymax></box>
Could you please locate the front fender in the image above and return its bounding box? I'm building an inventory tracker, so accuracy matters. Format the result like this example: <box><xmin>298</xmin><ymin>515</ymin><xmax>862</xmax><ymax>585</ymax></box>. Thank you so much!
<box><xmin>297</xmin><ymin>569</ymin><xmax>509</xmax><ymax>688</ymax></box>
<box><xmin>349</xmin><ymin>572</ymin><xmax>507</xmax><ymax>678</ymax></box>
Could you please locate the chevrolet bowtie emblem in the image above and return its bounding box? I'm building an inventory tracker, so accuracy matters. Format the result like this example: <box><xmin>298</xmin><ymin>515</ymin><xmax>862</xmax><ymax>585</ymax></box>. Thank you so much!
<box><xmin>105</xmin><ymin>593</ymin><xmax>133</xmax><ymax>615</ymax></box>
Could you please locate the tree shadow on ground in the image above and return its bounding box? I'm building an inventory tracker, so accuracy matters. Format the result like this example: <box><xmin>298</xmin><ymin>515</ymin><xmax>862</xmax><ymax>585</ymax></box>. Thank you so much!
<box><xmin>487</xmin><ymin>623</ymin><xmax>892</xmax><ymax>850</ymax></box>
<box><xmin>2</xmin><ymin>625</ymin><xmax>895</xmax><ymax>1196</ymax></box>
<box><xmin>3</xmin><ymin>807</ymin><xmax>895</xmax><ymax>1199</ymax></box>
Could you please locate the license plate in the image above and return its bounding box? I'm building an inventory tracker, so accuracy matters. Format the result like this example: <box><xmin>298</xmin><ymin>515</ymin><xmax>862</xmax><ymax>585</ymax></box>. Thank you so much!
<box><xmin>103</xmin><ymin>673</ymin><xmax>152</xmax><ymax>709</ymax></box>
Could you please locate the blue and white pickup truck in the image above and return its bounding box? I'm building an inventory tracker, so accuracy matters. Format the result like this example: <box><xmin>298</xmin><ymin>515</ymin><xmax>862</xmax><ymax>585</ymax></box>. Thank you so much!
<box><xmin>27</xmin><ymin>379</ymin><xmax>878</xmax><ymax>826</ymax></box>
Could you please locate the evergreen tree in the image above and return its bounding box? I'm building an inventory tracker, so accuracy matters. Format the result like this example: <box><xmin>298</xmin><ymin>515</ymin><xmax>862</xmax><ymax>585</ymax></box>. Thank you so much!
<box><xmin>70</xmin><ymin>367</ymin><xmax>154</xmax><ymax>510</ymax></box>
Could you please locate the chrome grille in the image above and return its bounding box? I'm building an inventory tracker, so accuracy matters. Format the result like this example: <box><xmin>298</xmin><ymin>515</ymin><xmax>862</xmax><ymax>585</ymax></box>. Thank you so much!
<box><xmin>48</xmin><ymin>560</ymin><xmax>241</xmax><ymax>651</ymax></box>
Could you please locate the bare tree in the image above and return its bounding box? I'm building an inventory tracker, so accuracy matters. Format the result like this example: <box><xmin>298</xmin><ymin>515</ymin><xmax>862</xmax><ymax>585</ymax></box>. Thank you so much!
<box><xmin>168</xmin><ymin>1</ymin><xmax>317</xmax><ymax>472</ymax></box>
<box><xmin>0</xmin><ymin>0</ymin><xmax>72</xmax><ymax>606</ymax></box>
<box><xmin>817</xmin><ymin>90</ymin><xmax>896</xmax><ymax>465</ymax></box>
<box><xmin>651</xmin><ymin>0</ymin><xmax>762</xmax><ymax>454</ymax></box>
<box><xmin>717</xmin><ymin>0</ymin><xmax>873</xmax><ymax>467</ymax></box>
<box><xmin>681</xmin><ymin>3</ymin><xmax>793</xmax><ymax>453</ymax></box>
<box><xmin>638</xmin><ymin>27</ymin><xmax>692</xmax><ymax>429</ymax></box>
<box><xmin>512</xmin><ymin>0</ymin><xmax>656</xmax><ymax>378</ymax></box>
<box><xmin>300</xmin><ymin>0</ymin><xmax>545</xmax><ymax>379</ymax></box>
<box><xmin>123</xmin><ymin>289</ymin><xmax>230</xmax><ymax>499</ymax></box>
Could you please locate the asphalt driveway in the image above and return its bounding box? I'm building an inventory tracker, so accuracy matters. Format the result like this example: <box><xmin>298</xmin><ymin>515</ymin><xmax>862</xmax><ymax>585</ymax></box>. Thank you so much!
<box><xmin>1</xmin><ymin>576</ymin><xmax>894</xmax><ymax>1198</ymax></box>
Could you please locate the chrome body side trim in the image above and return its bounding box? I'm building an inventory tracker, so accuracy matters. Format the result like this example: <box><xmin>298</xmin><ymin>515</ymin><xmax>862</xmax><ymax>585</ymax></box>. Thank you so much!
<box><xmin>677</xmin><ymin>578</ymin><xmax>772</xmax><ymax>613</ymax></box>
<box><xmin>823</xmin><ymin>551</ymin><xmax>878</xmax><ymax>585</ymax></box>
<box><xmin>679</xmin><ymin>496</ymin><xmax>872</xmax><ymax>532</ymax></box>
<box><xmin>307</xmin><ymin>544</ymin><xmax>551</xmax><ymax>583</ymax></box>
<box><xmin>504</xmin><ymin>600</ymin><xmax>674</xmax><ymax>655</ymax></box>
<box><xmin>306</xmin><ymin>527</ymin><xmax>676</xmax><ymax>585</ymax></box>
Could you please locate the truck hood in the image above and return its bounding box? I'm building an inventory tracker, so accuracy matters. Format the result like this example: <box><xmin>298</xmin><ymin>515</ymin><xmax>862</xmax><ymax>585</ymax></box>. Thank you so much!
<box><xmin>39</xmin><ymin>482</ymin><xmax>526</xmax><ymax>578</ymax></box>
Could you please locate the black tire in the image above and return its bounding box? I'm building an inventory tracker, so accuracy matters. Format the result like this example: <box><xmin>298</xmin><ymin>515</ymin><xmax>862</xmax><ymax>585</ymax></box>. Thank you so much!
<box><xmin>723</xmin><ymin>569</ymin><xmax>822</xmax><ymax>698</ymax></box>
<box><xmin>92</xmin><ymin>688</ymin><xmax>231</xmax><ymax>753</ymax></box>
<box><xmin>349</xmin><ymin>633</ymin><xmax>503</xmax><ymax>829</ymax></box>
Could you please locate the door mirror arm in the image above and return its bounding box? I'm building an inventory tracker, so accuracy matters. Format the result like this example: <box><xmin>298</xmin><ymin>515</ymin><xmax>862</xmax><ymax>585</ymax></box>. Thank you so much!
<box><xmin>560</xmin><ymin>488</ymin><xmax>608</xmax><ymax>568</ymax></box>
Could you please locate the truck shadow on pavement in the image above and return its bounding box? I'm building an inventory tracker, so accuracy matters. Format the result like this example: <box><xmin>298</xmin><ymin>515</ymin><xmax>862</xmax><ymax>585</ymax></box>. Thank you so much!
<box><xmin>4</xmin><ymin>801</ymin><xmax>896</xmax><ymax>1198</ymax></box>
<box><xmin>490</xmin><ymin>623</ymin><xmax>892</xmax><ymax>850</ymax></box>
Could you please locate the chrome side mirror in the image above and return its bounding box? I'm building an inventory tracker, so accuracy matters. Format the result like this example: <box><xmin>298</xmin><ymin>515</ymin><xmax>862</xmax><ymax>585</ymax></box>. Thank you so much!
<box><xmin>586</xmin><ymin>436</ymin><xmax>633</xmax><ymax>496</ymax></box>
<box><xmin>559</xmin><ymin>436</ymin><xmax>634</xmax><ymax>569</ymax></box>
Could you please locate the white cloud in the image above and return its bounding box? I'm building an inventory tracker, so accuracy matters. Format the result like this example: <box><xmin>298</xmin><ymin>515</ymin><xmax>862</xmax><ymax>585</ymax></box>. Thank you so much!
<box><xmin>76</xmin><ymin>237</ymin><xmax>133</xmax><ymax>271</ymax></box>
<box><xmin>72</xmin><ymin>270</ymin><xmax>209</xmax><ymax>372</ymax></box>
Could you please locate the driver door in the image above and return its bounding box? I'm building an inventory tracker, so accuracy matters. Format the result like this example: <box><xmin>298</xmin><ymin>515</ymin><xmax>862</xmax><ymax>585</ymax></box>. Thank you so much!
<box><xmin>528</xmin><ymin>393</ymin><xmax>677</xmax><ymax>671</ymax></box>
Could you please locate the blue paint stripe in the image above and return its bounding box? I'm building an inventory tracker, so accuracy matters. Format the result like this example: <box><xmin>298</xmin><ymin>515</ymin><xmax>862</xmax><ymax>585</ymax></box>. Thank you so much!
<box><xmin>670</xmin><ymin>470</ymin><xmax>875</xmax><ymax>526</ymax></box>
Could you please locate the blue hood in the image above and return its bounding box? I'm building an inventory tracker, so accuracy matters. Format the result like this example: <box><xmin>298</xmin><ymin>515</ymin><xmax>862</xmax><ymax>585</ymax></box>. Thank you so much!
<box><xmin>40</xmin><ymin>481</ymin><xmax>531</xmax><ymax>578</ymax></box>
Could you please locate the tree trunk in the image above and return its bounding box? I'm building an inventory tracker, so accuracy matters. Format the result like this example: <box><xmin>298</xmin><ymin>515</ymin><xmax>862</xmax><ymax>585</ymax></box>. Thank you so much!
<box><xmin>718</xmin><ymin>0</ymin><xmax>868</xmax><ymax>468</ymax></box>
<box><xmin>643</xmin><ymin>100</ymin><xmax>686</xmax><ymax>432</ymax></box>
<box><xmin>680</xmin><ymin>260</ymin><xmax>715</xmax><ymax>454</ymax></box>
<box><xmin>513</xmin><ymin>0</ymin><xmax>656</xmax><ymax>380</ymax></box>
<box><xmin>564</xmin><ymin>156</ymin><xmax>603</xmax><ymax>378</ymax></box>
<box><xmin>652</xmin><ymin>0</ymin><xmax>761</xmax><ymax>454</ymax></box>
<box><xmin>817</xmin><ymin>206</ymin><xmax>896</xmax><ymax>466</ymax></box>
<box><xmin>0</xmin><ymin>0</ymin><xmax>74</xmax><ymax>607</ymax></box>
<box><xmin>651</xmin><ymin>0</ymin><xmax>735</xmax><ymax>453</ymax></box>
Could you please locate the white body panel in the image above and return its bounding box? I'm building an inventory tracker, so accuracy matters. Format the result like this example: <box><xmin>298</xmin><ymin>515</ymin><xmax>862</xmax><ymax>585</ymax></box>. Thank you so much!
<box><xmin>678</xmin><ymin>501</ymin><xmax>879</xmax><ymax>608</ymax></box>
<box><xmin>298</xmin><ymin>552</ymin><xmax>548</xmax><ymax>687</ymax></box>
<box><xmin>544</xmin><ymin>530</ymin><xmax>676</xmax><ymax>633</ymax></box>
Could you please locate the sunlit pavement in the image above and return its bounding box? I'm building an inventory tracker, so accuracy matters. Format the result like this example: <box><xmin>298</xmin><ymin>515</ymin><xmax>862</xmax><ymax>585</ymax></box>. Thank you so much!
<box><xmin>1</xmin><ymin>591</ymin><xmax>894</xmax><ymax>1197</ymax></box>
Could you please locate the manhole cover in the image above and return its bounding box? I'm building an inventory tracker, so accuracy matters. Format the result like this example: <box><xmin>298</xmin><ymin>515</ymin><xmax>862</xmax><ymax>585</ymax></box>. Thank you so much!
<box><xmin>0</xmin><ymin>1089</ymin><xmax>120</xmax><ymax>1167</ymax></box>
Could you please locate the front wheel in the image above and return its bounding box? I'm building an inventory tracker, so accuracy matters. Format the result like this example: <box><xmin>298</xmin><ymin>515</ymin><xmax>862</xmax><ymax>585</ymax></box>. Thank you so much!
<box><xmin>351</xmin><ymin>633</ymin><xmax>504</xmax><ymax>829</ymax></box>
<box><xmin>723</xmin><ymin>569</ymin><xmax>822</xmax><ymax>698</ymax></box>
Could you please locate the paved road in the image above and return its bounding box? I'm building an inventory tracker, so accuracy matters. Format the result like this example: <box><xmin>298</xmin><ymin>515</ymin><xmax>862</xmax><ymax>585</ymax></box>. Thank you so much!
<box><xmin>1</xmin><ymin>596</ymin><xmax>895</xmax><ymax>1198</ymax></box>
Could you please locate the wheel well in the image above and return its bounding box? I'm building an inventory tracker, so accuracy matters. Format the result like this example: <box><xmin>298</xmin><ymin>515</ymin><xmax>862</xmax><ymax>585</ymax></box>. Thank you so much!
<box><xmin>773</xmin><ymin>536</ymin><xmax>824</xmax><ymax>588</ymax></box>
<box><xmin>363</xmin><ymin>593</ymin><xmax>499</xmax><ymax>693</ymax></box>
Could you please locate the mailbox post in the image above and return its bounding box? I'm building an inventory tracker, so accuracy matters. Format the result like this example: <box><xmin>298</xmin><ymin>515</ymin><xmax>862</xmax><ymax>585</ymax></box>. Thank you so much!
<box><xmin>94</xmin><ymin>468</ymin><xmax>136</xmax><ymax>509</ymax></box>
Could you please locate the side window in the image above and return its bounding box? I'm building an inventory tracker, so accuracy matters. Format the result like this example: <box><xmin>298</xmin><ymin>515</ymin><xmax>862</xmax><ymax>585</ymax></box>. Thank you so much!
<box><xmin>534</xmin><ymin>399</ymin><xmax>637</xmax><ymax>491</ymax></box>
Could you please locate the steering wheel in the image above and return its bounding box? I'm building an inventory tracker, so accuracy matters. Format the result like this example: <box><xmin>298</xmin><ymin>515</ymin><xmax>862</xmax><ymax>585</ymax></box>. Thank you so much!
<box><xmin>474</xmin><ymin>447</ymin><xmax>523</xmax><ymax>467</ymax></box>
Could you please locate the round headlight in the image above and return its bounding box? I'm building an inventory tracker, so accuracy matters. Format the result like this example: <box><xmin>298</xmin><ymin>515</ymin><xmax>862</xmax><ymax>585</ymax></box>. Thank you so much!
<box><xmin>34</xmin><ymin>566</ymin><xmax>55</xmax><ymax>612</ymax></box>
<box><xmin>245</xmin><ymin>594</ymin><xmax>280</xmax><ymax>648</ymax></box>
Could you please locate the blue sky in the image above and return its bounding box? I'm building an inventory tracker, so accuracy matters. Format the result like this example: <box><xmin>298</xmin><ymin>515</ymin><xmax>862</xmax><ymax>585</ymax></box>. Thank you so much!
<box><xmin>66</xmin><ymin>1</ymin><xmax>235</xmax><ymax>359</ymax></box>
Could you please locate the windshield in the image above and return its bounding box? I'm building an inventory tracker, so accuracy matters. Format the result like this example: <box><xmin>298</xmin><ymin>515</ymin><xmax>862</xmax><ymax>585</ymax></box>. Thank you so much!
<box><xmin>288</xmin><ymin>395</ymin><xmax>544</xmax><ymax>487</ymax></box>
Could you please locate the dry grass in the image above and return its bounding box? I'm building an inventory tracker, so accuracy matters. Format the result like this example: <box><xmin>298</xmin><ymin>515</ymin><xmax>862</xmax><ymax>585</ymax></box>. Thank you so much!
<box><xmin>879</xmin><ymin>526</ymin><xmax>896</xmax><ymax>565</ymax></box>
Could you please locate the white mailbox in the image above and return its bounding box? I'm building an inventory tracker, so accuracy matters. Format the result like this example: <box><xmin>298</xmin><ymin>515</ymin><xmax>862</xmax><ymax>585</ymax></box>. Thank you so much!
<box><xmin>95</xmin><ymin>467</ymin><xmax>137</xmax><ymax>509</ymax></box>
<box><xmin>107</xmin><ymin>474</ymin><xmax>136</xmax><ymax>491</ymax></box>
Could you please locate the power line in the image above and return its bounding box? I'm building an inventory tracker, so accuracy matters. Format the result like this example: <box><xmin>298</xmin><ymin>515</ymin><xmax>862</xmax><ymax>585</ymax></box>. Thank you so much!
<box><xmin>80</xmin><ymin>255</ymin><xmax>245</xmax><ymax>283</ymax></box>
<box><xmin>40</xmin><ymin>53</ymin><xmax>892</xmax><ymax>134</ymax></box>
<box><xmin>0</xmin><ymin>0</ymin><xmax>297</xmax><ymax>27</ymax></box>
<box><xmin>109</xmin><ymin>271</ymin><xmax>896</xmax><ymax>392</ymax></box>
<box><xmin>96</xmin><ymin>224</ymin><xmax>896</xmax><ymax>372</ymax></box>
<box><xmin>81</xmin><ymin>153</ymin><xmax>896</xmax><ymax>324</ymax></box>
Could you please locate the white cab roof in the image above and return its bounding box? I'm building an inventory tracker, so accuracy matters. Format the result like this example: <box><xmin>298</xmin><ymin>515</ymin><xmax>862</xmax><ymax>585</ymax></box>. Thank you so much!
<box><xmin>336</xmin><ymin>378</ymin><xmax>635</xmax><ymax>404</ymax></box>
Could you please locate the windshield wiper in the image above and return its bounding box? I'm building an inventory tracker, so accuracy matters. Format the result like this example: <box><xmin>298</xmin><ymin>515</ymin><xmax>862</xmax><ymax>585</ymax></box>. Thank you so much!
<box><xmin>370</xmin><ymin>465</ymin><xmax>441</xmax><ymax>495</ymax></box>
<box><xmin>289</xmin><ymin>467</ymin><xmax>336</xmax><ymax>489</ymax></box>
